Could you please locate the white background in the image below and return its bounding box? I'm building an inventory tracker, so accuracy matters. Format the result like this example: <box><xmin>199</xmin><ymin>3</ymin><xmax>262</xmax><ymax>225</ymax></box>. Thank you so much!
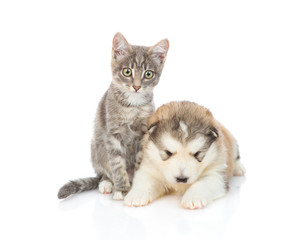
<box><xmin>1</xmin><ymin>0</ymin><xmax>308</xmax><ymax>239</ymax></box>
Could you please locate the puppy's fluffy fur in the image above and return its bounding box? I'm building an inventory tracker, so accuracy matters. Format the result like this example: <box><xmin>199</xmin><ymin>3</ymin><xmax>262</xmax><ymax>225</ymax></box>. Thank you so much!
<box><xmin>124</xmin><ymin>101</ymin><xmax>245</xmax><ymax>209</ymax></box>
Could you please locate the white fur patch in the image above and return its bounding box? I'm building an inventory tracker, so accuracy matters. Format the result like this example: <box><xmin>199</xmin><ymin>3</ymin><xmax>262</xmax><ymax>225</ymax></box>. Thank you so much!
<box><xmin>124</xmin><ymin>161</ymin><xmax>165</xmax><ymax>207</ymax></box>
<box><xmin>146</xmin><ymin>141</ymin><xmax>162</xmax><ymax>163</ymax></box>
<box><xmin>181</xmin><ymin>172</ymin><xmax>226</xmax><ymax>209</ymax></box>
<box><xmin>124</xmin><ymin>188</ymin><xmax>153</xmax><ymax>207</ymax></box>
<box><xmin>99</xmin><ymin>180</ymin><xmax>113</xmax><ymax>194</ymax></box>
<box><xmin>110</xmin><ymin>137</ymin><xmax>123</xmax><ymax>152</ymax></box>
<box><xmin>187</xmin><ymin>137</ymin><xmax>206</xmax><ymax>154</ymax></box>
<box><xmin>181</xmin><ymin>194</ymin><xmax>207</xmax><ymax>209</ymax></box>
<box><xmin>124</xmin><ymin>91</ymin><xmax>148</xmax><ymax>106</ymax></box>
<box><xmin>161</xmin><ymin>133</ymin><xmax>182</xmax><ymax>153</ymax></box>
<box><xmin>203</xmin><ymin>142</ymin><xmax>218</xmax><ymax>164</ymax></box>
<box><xmin>180</xmin><ymin>121</ymin><xmax>188</xmax><ymax>138</ymax></box>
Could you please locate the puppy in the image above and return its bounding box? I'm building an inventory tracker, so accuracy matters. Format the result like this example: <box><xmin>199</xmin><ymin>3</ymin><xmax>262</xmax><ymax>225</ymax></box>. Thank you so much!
<box><xmin>124</xmin><ymin>101</ymin><xmax>246</xmax><ymax>209</ymax></box>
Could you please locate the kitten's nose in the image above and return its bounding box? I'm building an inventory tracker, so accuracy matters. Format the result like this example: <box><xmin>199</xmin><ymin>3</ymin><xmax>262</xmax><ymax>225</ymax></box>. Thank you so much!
<box><xmin>176</xmin><ymin>177</ymin><xmax>189</xmax><ymax>183</ymax></box>
<box><xmin>133</xmin><ymin>86</ymin><xmax>141</xmax><ymax>92</ymax></box>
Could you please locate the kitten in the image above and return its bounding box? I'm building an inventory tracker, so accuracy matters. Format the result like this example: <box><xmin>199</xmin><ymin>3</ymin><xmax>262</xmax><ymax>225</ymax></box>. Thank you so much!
<box><xmin>58</xmin><ymin>33</ymin><xmax>169</xmax><ymax>200</ymax></box>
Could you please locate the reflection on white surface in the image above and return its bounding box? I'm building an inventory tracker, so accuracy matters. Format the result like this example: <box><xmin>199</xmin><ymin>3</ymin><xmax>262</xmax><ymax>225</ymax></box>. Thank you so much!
<box><xmin>58</xmin><ymin>177</ymin><xmax>246</xmax><ymax>240</ymax></box>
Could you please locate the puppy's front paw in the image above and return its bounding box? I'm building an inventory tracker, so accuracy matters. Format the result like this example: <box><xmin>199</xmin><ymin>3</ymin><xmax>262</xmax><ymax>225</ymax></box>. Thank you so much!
<box><xmin>124</xmin><ymin>190</ymin><xmax>152</xmax><ymax>207</ymax></box>
<box><xmin>181</xmin><ymin>194</ymin><xmax>207</xmax><ymax>210</ymax></box>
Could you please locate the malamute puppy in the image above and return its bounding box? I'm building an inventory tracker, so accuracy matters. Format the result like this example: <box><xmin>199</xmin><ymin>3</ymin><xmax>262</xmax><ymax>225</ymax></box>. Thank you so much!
<box><xmin>124</xmin><ymin>101</ymin><xmax>246</xmax><ymax>209</ymax></box>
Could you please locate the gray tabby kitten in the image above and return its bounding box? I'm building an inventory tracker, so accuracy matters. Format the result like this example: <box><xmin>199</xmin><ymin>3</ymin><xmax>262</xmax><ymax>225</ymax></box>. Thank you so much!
<box><xmin>58</xmin><ymin>33</ymin><xmax>169</xmax><ymax>200</ymax></box>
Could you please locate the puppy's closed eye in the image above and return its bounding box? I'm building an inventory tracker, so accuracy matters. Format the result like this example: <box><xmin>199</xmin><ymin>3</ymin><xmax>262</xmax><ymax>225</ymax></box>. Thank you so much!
<box><xmin>192</xmin><ymin>151</ymin><xmax>205</xmax><ymax>162</ymax></box>
<box><xmin>165</xmin><ymin>150</ymin><xmax>173</xmax><ymax>157</ymax></box>
<box><xmin>160</xmin><ymin>150</ymin><xmax>174</xmax><ymax>161</ymax></box>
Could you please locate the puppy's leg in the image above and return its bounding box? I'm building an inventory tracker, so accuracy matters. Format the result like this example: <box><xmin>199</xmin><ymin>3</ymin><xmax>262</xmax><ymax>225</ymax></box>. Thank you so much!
<box><xmin>181</xmin><ymin>172</ymin><xmax>226</xmax><ymax>210</ymax></box>
<box><xmin>124</xmin><ymin>168</ymin><xmax>165</xmax><ymax>207</ymax></box>
<box><xmin>233</xmin><ymin>159</ymin><xmax>246</xmax><ymax>176</ymax></box>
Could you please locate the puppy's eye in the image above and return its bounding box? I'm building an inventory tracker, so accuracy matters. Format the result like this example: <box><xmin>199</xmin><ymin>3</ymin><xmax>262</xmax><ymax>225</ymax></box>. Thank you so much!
<box><xmin>122</xmin><ymin>68</ymin><xmax>132</xmax><ymax>77</ymax></box>
<box><xmin>165</xmin><ymin>150</ymin><xmax>173</xmax><ymax>157</ymax></box>
<box><xmin>193</xmin><ymin>151</ymin><xmax>203</xmax><ymax>162</ymax></box>
<box><xmin>194</xmin><ymin>151</ymin><xmax>200</xmax><ymax>158</ymax></box>
<box><xmin>144</xmin><ymin>70</ymin><xmax>154</xmax><ymax>79</ymax></box>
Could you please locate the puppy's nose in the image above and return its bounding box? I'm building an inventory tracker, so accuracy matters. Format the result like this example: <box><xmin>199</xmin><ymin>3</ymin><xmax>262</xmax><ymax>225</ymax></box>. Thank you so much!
<box><xmin>133</xmin><ymin>86</ymin><xmax>141</xmax><ymax>92</ymax></box>
<box><xmin>176</xmin><ymin>177</ymin><xmax>188</xmax><ymax>183</ymax></box>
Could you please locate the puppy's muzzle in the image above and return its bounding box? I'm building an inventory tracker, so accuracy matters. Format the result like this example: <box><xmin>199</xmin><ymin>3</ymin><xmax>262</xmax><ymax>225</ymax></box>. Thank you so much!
<box><xmin>176</xmin><ymin>177</ymin><xmax>189</xmax><ymax>183</ymax></box>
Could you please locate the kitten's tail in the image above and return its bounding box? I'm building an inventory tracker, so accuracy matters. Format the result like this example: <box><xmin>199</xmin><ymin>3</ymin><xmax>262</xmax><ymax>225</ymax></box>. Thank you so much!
<box><xmin>58</xmin><ymin>176</ymin><xmax>101</xmax><ymax>199</ymax></box>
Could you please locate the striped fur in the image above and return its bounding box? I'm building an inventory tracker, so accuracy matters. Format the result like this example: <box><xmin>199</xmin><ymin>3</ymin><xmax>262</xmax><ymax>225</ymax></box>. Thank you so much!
<box><xmin>58</xmin><ymin>33</ymin><xmax>169</xmax><ymax>200</ymax></box>
<box><xmin>58</xmin><ymin>177</ymin><xmax>101</xmax><ymax>199</ymax></box>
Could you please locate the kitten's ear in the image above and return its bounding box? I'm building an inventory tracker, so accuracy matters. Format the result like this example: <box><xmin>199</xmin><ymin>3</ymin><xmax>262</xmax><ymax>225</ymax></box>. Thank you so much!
<box><xmin>148</xmin><ymin>39</ymin><xmax>169</xmax><ymax>65</ymax></box>
<box><xmin>205</xmin><ymin>126</ymin><xmax>219</xmax><ymax>144</ymax></box>
<box><xmin>112</xmin><ymin>32</ymin><xmax>132</xmax><ymax>61</ymax></box>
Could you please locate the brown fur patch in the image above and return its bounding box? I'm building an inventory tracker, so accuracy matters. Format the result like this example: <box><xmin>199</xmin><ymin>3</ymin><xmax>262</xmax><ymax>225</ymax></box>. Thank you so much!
<box><xmin>220</xmin><ymin>125</ymin><xmax>235</xmax><ymax>179</ymax></box>
<box><xmin>148</xmin><ymin>101</ymin><xmax>216</xmax><ymax>128</ymax></box>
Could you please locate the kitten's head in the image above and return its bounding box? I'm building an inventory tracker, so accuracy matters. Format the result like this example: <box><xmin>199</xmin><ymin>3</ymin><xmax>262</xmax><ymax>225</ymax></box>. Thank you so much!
<box><xmin>111</xmin><ymin>33</ymin><xmax>169</xmax><ymax>105</ymax></box>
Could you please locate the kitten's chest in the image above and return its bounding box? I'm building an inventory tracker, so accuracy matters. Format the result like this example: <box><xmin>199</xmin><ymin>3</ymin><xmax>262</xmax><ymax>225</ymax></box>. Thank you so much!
<box><xmin>118</xmin><ymin>104</ymin><xmax>153</xmax><ymax>125</ymax></box>
<box><xmin>120</xmin><ymin>107</ymin><xmax>141</xmax><ymax>123</ymax></box>
<box><xmin>109</xmin><ymin>104</ymin><xmax>153</xmax><ymax>140</ymax></box>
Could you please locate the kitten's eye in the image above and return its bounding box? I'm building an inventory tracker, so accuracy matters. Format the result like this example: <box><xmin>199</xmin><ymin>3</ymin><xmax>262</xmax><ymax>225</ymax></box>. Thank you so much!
<box><xmin>165</xmin><ymin>150</ymin><xmax>173</xmax><ymax>157</ymax></box>
<box><xmin>144</xmin><ymin>70</ymin><xmax>154</xmax><ymax>79</ymax></box>
<box><xmin>122</xmin><ymin>68</ymin><xmax>132</xmax><ymax>77</ymax></box>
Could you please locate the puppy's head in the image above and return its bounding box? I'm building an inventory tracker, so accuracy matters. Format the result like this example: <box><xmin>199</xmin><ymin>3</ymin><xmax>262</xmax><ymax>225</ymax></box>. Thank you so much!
<box><xmin>146</xmin><ymin>102</ymin><xmax>219</xmax><ymax>184</ymax></box>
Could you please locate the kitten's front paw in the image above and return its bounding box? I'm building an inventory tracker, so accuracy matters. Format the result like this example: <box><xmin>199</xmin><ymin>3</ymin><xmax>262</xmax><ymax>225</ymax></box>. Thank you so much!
<box><xmin>99</xmin><ymin>180</ymin><xmax>113</xmax><ymax>194</ymax></box>
<box><xmin>113</xmin><ymin>191</ymin><xmax>124</xmax><ymax>200</ymax></box>
<box><xmin>181</xmin><ymin>193</ymin><xmax>207</xmax><ymax>210</ymax></box>
<box><xmin>124</xmin><ymin>190</ymin><xmax>152</xmax><ymax>207</ymax></box>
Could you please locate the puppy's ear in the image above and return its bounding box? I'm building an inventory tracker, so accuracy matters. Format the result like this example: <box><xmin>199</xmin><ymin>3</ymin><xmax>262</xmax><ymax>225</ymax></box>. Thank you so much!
<box><xmin>148</xmin><ymin>112</ymin><xmax>160</xmax><ymax>135</ymax></box>
<box><xmin>205</xmin><ymin>126</ymin><xmax>219</xmax><ymax>144</ymax></box>
<box><xmin>148</xmin><ymin>122</ymin><xmax>158</xmax><ymax>134</ymax></box>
